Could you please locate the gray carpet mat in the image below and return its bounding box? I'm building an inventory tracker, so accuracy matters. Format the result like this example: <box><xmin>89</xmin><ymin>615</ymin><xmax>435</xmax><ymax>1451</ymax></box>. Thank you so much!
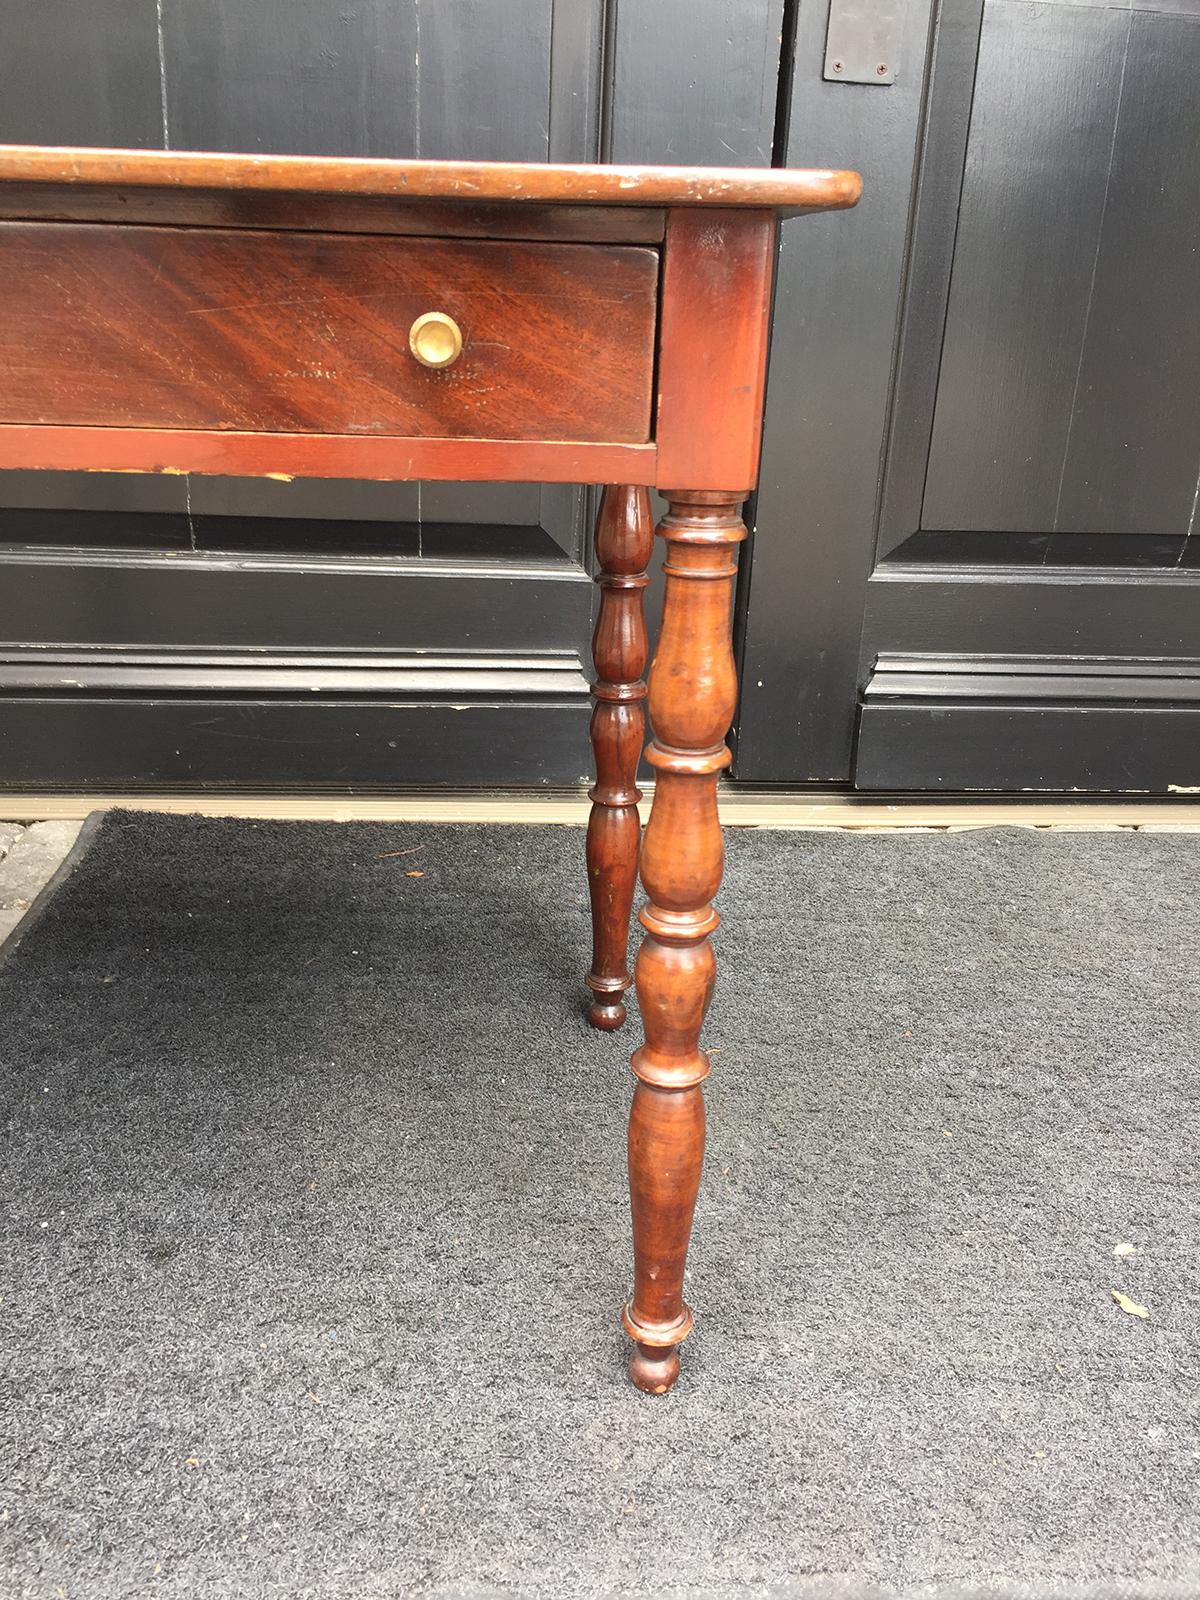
<box><xmin>0</xmin><ymin>814</ymin><xmax>1197</xmax><ymax>1600</ymax></box>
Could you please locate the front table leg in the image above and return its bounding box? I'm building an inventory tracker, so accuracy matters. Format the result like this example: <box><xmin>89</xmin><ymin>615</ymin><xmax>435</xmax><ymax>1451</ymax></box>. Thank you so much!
<box><xmin>621</xmin><ymin>491</ymin><xmax>746</xmax><ymax>1393</ymax></box>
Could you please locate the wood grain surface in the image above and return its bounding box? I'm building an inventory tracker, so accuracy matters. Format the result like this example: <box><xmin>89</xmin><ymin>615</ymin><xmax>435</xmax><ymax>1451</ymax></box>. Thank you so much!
<box><xmin>655</xmin><ymin>209</ymin><xmax>777</xmax><ymax>492</ymax></box>
<box><xmin>0</xmin><ymin>223</ymin><xmax>658</xmax><ymax>441</ymax></box>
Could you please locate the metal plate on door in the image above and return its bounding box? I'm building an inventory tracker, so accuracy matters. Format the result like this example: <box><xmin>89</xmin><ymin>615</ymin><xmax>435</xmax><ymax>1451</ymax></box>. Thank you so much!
<box><xmin>823</xmin><ymin>0</ymin><xmax>899</xmax><ymax>85</ymax></box>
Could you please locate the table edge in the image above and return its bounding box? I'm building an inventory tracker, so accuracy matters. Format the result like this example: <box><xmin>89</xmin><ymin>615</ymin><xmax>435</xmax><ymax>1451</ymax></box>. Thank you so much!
<box><xmin>0</xmin><ymin>146</ymin><xmax>863</xmax><ymax>216</ymax></box>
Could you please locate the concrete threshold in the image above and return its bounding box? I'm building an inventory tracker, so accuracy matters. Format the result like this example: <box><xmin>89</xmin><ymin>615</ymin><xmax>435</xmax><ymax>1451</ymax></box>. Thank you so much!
<box><xmin>0</xmin><ymin>820</ymin><xmax>85</xmax><ymax>949</ymax></box>
<box><xmin>1</xmin><ymin>789</ymin><xmax>1199</xmax><ymax>830</ymax></box>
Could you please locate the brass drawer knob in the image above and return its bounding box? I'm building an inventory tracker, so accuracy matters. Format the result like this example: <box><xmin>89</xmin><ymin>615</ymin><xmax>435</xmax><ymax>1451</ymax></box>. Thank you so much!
<box><xmin>409</xmin><ymin>311</ymin><xmax>463</xmax><ymax>370</ymax></box>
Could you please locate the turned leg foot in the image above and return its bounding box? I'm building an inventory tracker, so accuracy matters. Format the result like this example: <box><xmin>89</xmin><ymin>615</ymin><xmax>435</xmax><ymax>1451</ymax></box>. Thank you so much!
<box><xmin>621</xmin><ymin>491</ymin><xmax>745</xmax><ymax>1391</ymax></box>
<box><xmin>586</xmin><ymin>485</ymin><xmax>653</xmax><ymax>1031</ymax></box>
<box><xmin>587</xmin><ymin>984</ymin><xmax>628</xmax><ymax>1031</ymax></box>
<box><xmin>628</xmin><ymin>1340</ymin><xmax>681</xmax><ymax>1394</ymax></box>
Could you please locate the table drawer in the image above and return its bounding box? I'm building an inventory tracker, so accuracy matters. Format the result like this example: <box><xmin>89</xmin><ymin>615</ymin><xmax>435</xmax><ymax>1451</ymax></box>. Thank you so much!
<box><xmin>0</xmin><ymin>223</ymin><xmax>659</xmax><ymax>443</ymax></box>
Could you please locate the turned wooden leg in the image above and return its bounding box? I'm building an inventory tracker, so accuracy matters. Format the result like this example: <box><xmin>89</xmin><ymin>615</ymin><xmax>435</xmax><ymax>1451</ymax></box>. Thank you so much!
<box><xmin>586</xmin><ymin>485</ymin><xmax>653</xmax><ymax>1031</ymax></box>
<box><xmin>621</xmin><ymin>491</ymin><xmax>745</xmax><ymax>1393</ymax></box>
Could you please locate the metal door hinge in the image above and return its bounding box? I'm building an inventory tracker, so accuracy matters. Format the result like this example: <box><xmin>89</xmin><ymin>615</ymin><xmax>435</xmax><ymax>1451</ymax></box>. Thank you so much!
<box><xmin>824</xmin><ymin>0</ymin><xmax>899</xmax><ymax>85</ymax></box>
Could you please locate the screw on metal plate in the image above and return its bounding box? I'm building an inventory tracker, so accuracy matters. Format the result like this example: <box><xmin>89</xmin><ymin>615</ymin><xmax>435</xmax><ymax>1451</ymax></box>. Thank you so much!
<box><xmin>823</xmin><ymin>0</ymin><xmax>899</xmax><ymax>85</ymax></box>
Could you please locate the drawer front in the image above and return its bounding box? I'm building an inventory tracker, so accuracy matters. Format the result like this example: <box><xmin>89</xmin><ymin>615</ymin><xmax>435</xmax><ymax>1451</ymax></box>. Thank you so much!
<box><xmin>0</xmin><ymin>223</ymin><xmax>658</xmax><ymax>443</ymax></box>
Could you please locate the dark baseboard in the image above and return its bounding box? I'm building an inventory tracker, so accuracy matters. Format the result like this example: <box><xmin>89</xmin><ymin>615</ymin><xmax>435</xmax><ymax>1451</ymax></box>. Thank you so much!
<box><xmin>856</xmin><ymin>654</ymin><xmax>1200</xmax><ymax>794</ymax></box>
<box><xmin>0</xmin><ymin>698</ymin><xmax>594</xmax><ymax>789</ymax></box>
<box><xmin>0</xmin><ymin>646</ymin><xmax>594</xmax><ymax>789</ymax></box>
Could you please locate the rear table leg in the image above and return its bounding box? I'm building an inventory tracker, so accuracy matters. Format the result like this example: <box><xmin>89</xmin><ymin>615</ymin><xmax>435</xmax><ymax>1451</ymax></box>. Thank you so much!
<box><xmin>585</xmin><ymin>485</ymin><xmax>653</xmax><ymax>1031</ymax></box>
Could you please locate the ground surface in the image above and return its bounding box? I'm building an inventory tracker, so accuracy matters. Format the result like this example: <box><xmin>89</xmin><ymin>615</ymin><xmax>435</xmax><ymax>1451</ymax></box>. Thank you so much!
<box><xmin>1</xmin><ymin>814</ymin><xmax>1197</xmax><ymax>1600</ymax></box>
<box><xmin>0</xmin><ymin>820</ymin><xmax>82</xmax><ymax>947</ymax></box>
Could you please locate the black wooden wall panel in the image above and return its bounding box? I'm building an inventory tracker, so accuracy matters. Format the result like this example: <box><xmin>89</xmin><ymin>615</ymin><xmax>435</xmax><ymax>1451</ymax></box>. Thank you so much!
<box><xmin>862</xmin><ymin>567</ymin><xmax>1200</xmax><ymax>661</ymax></box>
<box><xmin>184</xmin><ymin>474</ymin><xmax>554</xmax><ymax>542</ymax></box>
<box><xmin>874</xmin><ymin>0</ymin><xmax>986</xmax><ymax>564</ymax></box>
<box><xmin>0</xmin><ymin>0</ymin><xmax>164</xmax><ymax>148</ymax></box>
<box><xmin>1056</xmin><ymin>7</ymin><xmax>1200</xmax><ymax>537</ymax></box>
<box><xmin>734</xmin><ymin>0</ymin><xmax>939</xmax><ymax>782</ymax></box>
<box><xmin>164</xmin><ymin>0</ymin><xmax>418</xmax><ymax>156</ymax></box>
<box><xmin>0</xmin><ymin>554</ymin><xmax>592</xmax><ymax>652</ymax></box>
<box><xmin>923</xmin><ymin>0</ymin><xmax>1200</xmax><ymax>539</ymax></box>
<box><xmin>547</xmin><ymin>1</ymin><xmax>606</xmax><ymax>164</ymax></box>
<box><xmin>921</xmin><ymin>0</ymin><xmax>1129</xmax><ymax>533</ymax></box>
<box><xmin>742</xmin><ymin>0</ymin><xmax>1199</xmax><ymax>791</ymax></box>
<box><xmin>419</xmin><ymin>0</ymin><xmax>553</xmax><ymax>161</ymax></box>
<box><xmin>167</xmin><ymin>0</ymin><xmax>557</xmax><ymax>161</ymax></box>
<box><xmin>0</xmin><ymin>469</ymin><xmax>187</xmax><ymax>518</ymax></box>
<box><xmin>185</xmin><ymin>474</ymin><xmax>419</xmax><ymax>527</ymax></box>
<box><xmin>849</xmin><ymin>0</ymin><xmax>1200</xmax><ymax>795</ymax></box>
<box><xmin>612</xmin><ymin>0</ymin><xmax>783</xmax><ymax>166</ymax></box>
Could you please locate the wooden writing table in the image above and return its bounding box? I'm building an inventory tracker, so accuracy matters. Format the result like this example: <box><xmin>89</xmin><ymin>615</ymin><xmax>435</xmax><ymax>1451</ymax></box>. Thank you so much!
<box><xmin>0</xmin><ymin>147</ymin><xmax>861</xmax><ymax>1391</ymax></box>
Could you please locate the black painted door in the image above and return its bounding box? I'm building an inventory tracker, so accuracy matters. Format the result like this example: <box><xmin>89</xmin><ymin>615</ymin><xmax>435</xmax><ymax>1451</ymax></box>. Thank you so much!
<box><xmin>737</xmin><ymin>0</ymin><xmax>1200</xmax><ymax>794</ymax></box>
<box><xmin>0</xmin><ymin>0</ymin><xmax>783</xmax><ymax>790</ymax></box>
